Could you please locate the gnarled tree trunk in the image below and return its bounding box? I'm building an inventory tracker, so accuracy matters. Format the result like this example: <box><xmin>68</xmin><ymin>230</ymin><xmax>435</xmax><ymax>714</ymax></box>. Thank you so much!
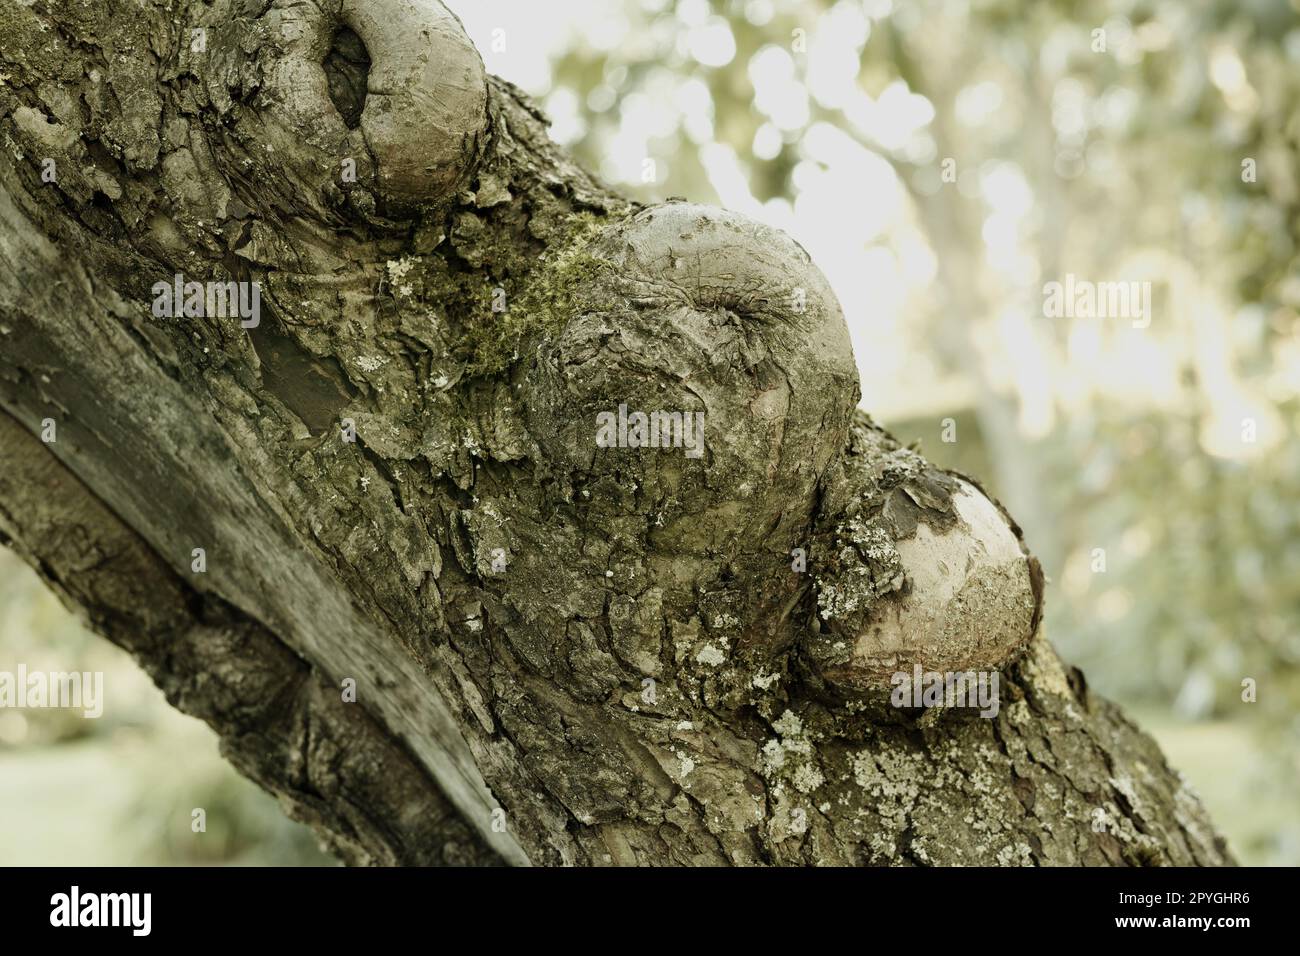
<box><xmin>0</xmin><ymin>0</ymin><xmax>1230</xmax><ymax>866</ymax></box>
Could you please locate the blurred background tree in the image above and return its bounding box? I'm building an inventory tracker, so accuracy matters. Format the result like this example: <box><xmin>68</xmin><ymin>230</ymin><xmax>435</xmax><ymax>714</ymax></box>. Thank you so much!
<box><xmin>1</xmin><ymin>0</ymin><xmax>1296</xmax><ymax>865</ymax></box>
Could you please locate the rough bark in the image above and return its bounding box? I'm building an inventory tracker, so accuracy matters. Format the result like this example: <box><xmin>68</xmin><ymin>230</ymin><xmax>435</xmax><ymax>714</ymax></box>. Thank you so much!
<box><xmin>0</xmin><ymin>0</ymin><xmax>1231</xmax><ymax>866</ymax></box>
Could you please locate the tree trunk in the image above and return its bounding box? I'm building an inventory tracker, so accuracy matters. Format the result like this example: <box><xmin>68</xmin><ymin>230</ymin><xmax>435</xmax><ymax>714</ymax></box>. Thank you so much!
<box><xmin>0</xmin><ymin>0</ymin><xmax>1231</xmax><ymax>866</ymax></box>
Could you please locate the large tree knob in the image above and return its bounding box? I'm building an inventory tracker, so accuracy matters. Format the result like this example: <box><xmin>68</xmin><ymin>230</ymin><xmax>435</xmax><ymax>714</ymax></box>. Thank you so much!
<box><xmin>806</xmin><ymin>422</ymin><xmax>1043</xmax><ymax>697</ymax></box>
<box><xmin>208</xmin><ymin>0</ymin><xmax>488</xmax><ymax>218</ymax></box>
<box><xmin>521</xmin><ymin>202</ymin><xmax>861</xmax><ymax>558</ymax></box>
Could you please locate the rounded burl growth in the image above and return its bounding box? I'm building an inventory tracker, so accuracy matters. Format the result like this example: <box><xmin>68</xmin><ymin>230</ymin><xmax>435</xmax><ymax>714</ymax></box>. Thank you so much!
<box><xmin>806</xmin><ymin>419</ymin><xmax>1044</xmax><ymax>696</ymax></box>
<box><xmin>209</xmin><ymin>0</ymin><xmax>488</xmax><ymax>218</ymax></box>
<box><xmin>516</xmin><ymin>202</ymin><xmax>1041</xmax><ymax>695</ymax></box>
<box><xmin>522</xmin><ymin>202</ymin><xmax>860</xmax><ymax>558</ymax></box>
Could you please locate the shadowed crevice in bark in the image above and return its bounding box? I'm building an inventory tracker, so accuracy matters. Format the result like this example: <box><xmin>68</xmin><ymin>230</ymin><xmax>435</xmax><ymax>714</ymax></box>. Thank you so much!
<box><xmin>246</xmin><ymin>306</ymin><xmax>356</xmax><ymax>436</ymax></box>
<box><xmin>324</xmin><ymin>28</ymin><xmax>371</xmax><ymax>130</ymax></box>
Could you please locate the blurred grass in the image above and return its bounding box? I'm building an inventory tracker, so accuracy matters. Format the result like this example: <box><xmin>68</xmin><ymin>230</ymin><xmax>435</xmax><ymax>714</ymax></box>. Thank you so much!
<box><xmin>1135</xmin><ymin>708</ymin><xmax>1300</xmax><ymax>867</ymax></box>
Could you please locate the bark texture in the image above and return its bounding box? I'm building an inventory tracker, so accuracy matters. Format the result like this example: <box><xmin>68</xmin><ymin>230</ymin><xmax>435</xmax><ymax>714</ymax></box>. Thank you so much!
<box><xmin>0</xmin><ymin>0</ymin><xmax>1232</xmax><ymax>866</ymax></box>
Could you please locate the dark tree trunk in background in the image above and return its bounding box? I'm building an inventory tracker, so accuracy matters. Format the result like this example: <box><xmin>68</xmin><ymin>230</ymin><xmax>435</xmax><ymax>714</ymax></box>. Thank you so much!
<box><xmin>0</xmin><ymin>0</ymin><xmax>1230</xmax><ymax>865</ymax></box>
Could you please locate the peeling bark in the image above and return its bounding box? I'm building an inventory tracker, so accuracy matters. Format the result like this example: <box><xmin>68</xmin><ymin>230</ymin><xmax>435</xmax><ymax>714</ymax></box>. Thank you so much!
<box><xmin>0</xmin><ymin>0</ymin><xmax>1231</xmax><ymax>866</ymax></box>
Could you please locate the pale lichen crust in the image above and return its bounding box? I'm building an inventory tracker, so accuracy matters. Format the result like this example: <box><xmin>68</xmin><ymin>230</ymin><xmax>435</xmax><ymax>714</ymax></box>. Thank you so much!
<box><xmin>805</xmin><ymin>414</ymin><xmax>1044</xmax><ymax>695</ymax></box>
